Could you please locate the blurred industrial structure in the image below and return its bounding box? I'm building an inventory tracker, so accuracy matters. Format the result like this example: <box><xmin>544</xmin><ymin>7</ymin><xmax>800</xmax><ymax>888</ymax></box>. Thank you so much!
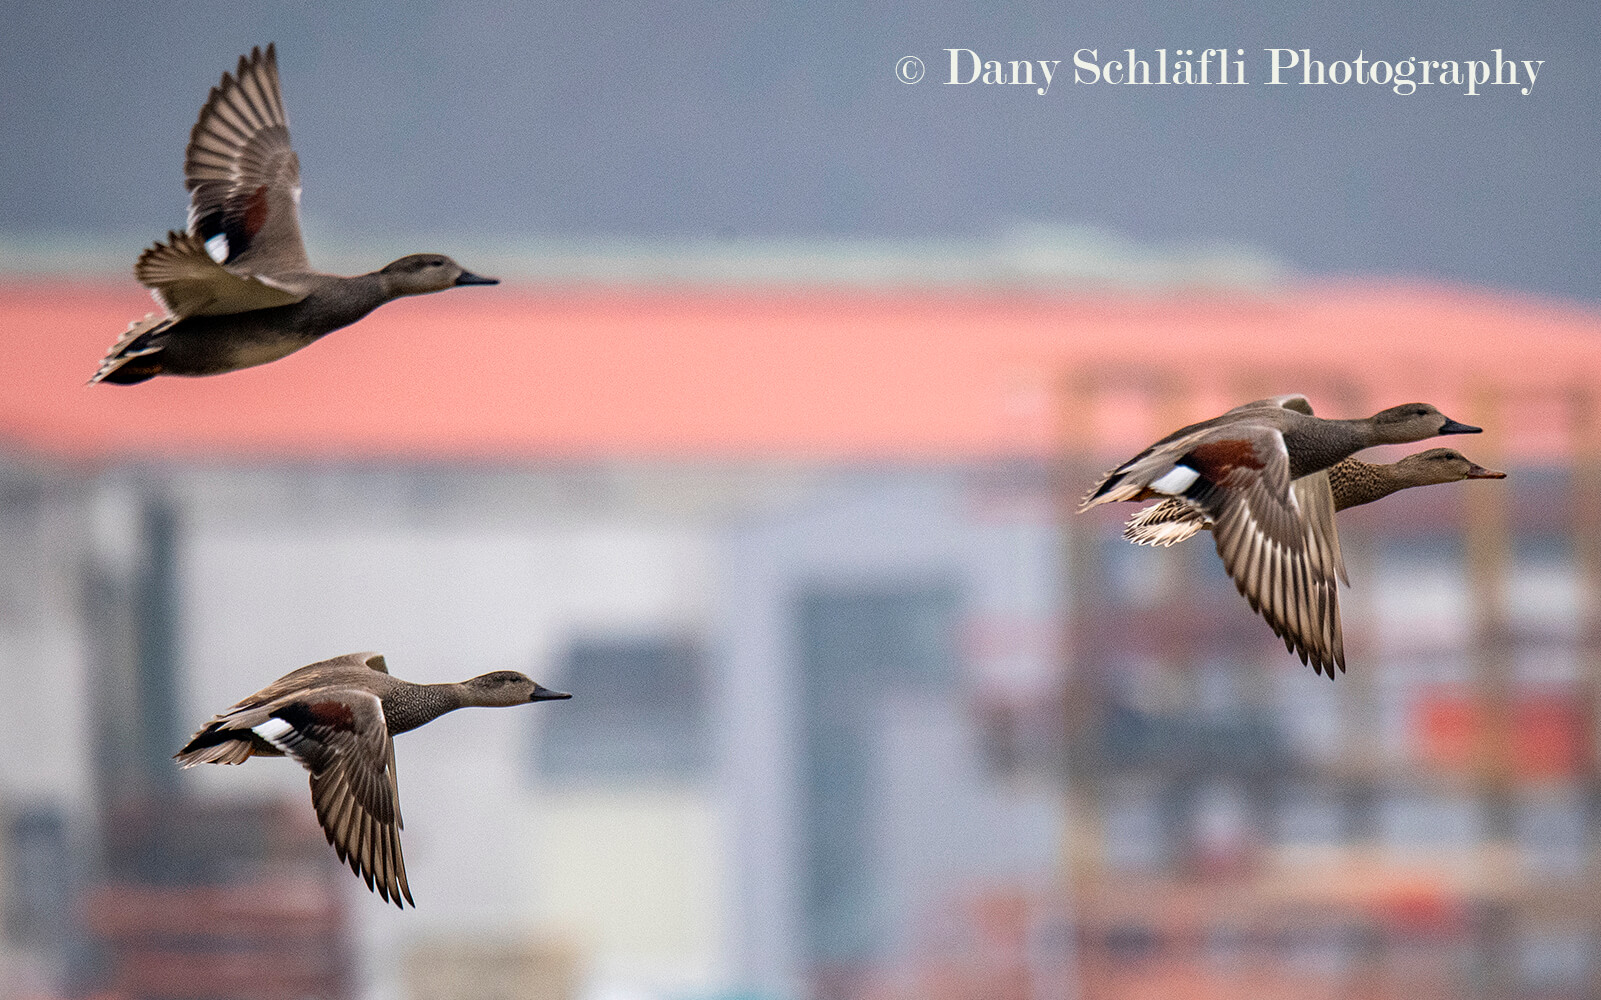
<box><xmin>1055</xmin><ymin>373</ymin><xmax>1601</xmax><ymax>1000</ymax></box>
<box><xmin>0</xmin><ymin>264</ymin><xmax>1597</xmax><ymax>1000</ymax></box>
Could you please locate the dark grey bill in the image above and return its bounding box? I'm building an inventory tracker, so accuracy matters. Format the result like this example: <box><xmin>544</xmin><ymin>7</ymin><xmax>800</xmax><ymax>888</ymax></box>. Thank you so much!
<box><xmin>1438</xmin><ymin>419</ymin><xmax>1482</xmax><ymax>435</ymax></box>
<box><xmin>454</xmin><ymin>271</ymin><xmax>499</xmax><ymax>286</ymax></box>
<box><xmin>530</xmin><ymin>684</ymin><xmax>571</xmax><ymax>701</ymax></box>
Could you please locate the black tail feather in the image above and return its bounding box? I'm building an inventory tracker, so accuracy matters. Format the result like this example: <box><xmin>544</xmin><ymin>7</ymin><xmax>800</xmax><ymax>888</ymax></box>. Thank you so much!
<box><xmin>177</xmin><ymin>722</ymin><xmax>230</xmax><ymax>757</ymax></box>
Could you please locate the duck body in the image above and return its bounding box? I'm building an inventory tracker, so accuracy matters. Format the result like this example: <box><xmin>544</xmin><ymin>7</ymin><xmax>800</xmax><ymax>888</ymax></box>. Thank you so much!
<box><xmin>1080</xmin><ymin>395</ymin><xmax>1483</xmax><ymax>676</ymax></box>
<box><xmin>176</xmin><ymin>652</ymin><xmax>569</xmax><ymax>907</ymax></box>
<box><xmin>92</xmin><ymin>45</ymin><xmax>497</xmax><ymax>385</ymax></box>
<box><xmin>1124</xmin><ymin>448</ymin><xmax>1508</xmax><ymax>547</ymax></box>
<box><xmin>1087</xmin><ymin>397</ymin><xmax>1477</xmax><ymax>504</ymax></box>
<box><xmin>97</xmin><ymin>273</ymin><xmax>387</xmax><ymax>383</ymax></box>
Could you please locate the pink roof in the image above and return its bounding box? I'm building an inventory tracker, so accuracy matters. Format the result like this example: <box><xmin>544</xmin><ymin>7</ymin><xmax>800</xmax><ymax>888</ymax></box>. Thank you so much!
<box><xmin>5</xmin><ymin>280</ymin><xmax>1598</xmax><ymax>461</ymax></box>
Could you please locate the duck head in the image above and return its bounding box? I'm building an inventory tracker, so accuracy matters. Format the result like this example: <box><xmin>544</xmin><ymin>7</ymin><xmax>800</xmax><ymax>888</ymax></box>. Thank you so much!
<box><xmin>1367</xmin><ymin>403</ymin><xmax>1482</xmax><ymax>444</ymax></box>
<box><xmin>461</xmin><ymin>670</ymin><xmax>570</xmax><ymax>707</ymax></box>
<box><xmin>1391</xmin><ymin>448</ymin><xmax>1507</xmax><ymax>485</ymax></box>
<box><xmin>378</xmin><ymin>254</ymin><xmax>499</xmax><ymax>297</ymax></box>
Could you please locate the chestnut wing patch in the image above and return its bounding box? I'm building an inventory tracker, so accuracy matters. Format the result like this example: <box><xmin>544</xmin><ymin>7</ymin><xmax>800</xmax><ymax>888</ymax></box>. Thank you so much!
<box><xmin>242</xmin><ymin>184</ymin><xmax>272</xmax><ymax>239</ymax></box>
<box><xmin>302</xmin><ymin>698</ymin><xmax>355</xmax><ymax>727</ymax></box>
<box><xmin>1186</xmin><ymin>438</ymin><xmax>1268</xmax><ymax>481</ymax></box>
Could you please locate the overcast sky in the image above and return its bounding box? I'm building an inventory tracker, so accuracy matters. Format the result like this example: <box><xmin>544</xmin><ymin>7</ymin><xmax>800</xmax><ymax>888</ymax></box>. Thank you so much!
<box><xmin>3</xmin><ymin>0</ymin><xmax>1597</xmax><ymax>302</ymax></box>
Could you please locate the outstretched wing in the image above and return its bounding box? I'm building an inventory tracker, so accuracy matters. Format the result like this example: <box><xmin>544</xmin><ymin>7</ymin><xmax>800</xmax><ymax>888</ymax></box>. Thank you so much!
<box><xmin>252</xmin><ymin>691</ymin><xmax>413</xmax><ymax>908</ymax></box>
<box><xmin>184</xmin><ymin>44</ymin><xmax>312</xmax><ymax>279</ymax></box>
<box><xmin>1190</xmin><ymin>434</ymin><xmax>1345</xmax><ymax>677</ymax></box>
<box><xmin>1121</xmin><ymin>450</ymin><xmax>1346</xmax><ymax>576</ymax></box>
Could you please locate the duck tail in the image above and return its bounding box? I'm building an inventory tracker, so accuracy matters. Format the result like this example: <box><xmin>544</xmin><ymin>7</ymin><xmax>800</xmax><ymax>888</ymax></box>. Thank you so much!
<box><xmin>90</xmin><ymin>313</ymin><xmax>173</xmax><ymax>385</ymax></box>
<box><xmin>174</xmin><ymin>722</ymin><xmax>255</xmax><ymax>767</ymax></box>
<box><xmin>1080</xmin><ymin>469</ymin><xmax>1136</xmax><ymax>510</ymax></box>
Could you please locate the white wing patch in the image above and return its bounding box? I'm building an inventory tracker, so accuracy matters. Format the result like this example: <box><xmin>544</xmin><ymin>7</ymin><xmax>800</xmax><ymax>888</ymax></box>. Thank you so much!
<box><xmin>252</xmin><ymin>717</ymin><xmax>296</xmax><ymax>752</ymax></box>
<box><xmin>1150</xmin><ymin>464</ymin><xmax>1201</xmax><ymax>495</ymax></box>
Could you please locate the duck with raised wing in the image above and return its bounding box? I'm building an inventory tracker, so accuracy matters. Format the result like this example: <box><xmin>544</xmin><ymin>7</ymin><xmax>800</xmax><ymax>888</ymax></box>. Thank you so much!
<box><xmin>1123</xmin><ymin>447</ymin><xmax>1507</xmax><ymax>547</ymax></box>
<box><xmin>176</xmin><ymin>652</ymin><xmax>570</xmax><ymax>908</ymax></box>
<box><xmin>93</xmin><ymin>44</ymin><xmax>498</xmax><ymax>385</ymax></box>
<box><xmin>1079</xmin><ymin>395</ymin><xmax>1483</xmax><ymax>677</ymax></box>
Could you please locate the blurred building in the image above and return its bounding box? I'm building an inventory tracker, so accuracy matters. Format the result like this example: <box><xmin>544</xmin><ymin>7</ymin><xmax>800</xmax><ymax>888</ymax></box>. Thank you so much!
<box><xmin>0</xmin><ymin>259</ymin><xmax>1598</xmax><ymax>1000</ymax></box>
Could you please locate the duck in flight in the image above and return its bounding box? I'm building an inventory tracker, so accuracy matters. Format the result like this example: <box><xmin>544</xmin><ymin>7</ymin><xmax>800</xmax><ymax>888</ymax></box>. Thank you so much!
<box><xmin>1079</xmin><ymin>395</ymin><xmax>1485</xmax><ymax>676</ymax></box>
<box><xmin>93</xmin><ymin>45</ymin><xmax>498</xmax><ymax>385</ymax></box>
<box><xmin>177</xmin><ymin>652</ymin><xmax>569</xmax><ymax>907</ymax></box>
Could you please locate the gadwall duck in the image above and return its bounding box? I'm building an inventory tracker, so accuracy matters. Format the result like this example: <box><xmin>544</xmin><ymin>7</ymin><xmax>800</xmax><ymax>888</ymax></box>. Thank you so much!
<box><xmin>1080</xmin><ymin>395</ymin><xmax>1482</xmax><ymax>676</ymax></box>
<box><xmin>1124</xmin><ymin>447</ymin><xmax>1507</xmax><ymax>547</ymax></box>
<box><xmin>92</xmin><ymin>45</ymin><xmax>498</xmax><ymax>385</ymax></box>
<box><xmin>176</xmin><ymin>652</ymin><xmax>569</xmax><ymax>907</ymax></box>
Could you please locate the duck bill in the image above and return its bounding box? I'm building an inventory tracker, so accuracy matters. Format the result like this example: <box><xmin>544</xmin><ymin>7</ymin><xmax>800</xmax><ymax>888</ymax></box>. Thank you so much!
<box><xmin>530</xmin><ymin>684</ymin><xmax>571</xmax><ymax>702</ymax></box>
<box><xmin>1465</xmin><ymin>463</ymin><xmax>1507</xmax><ymax>479</ymax></box>
<box><xmin>454</xmin><ymin>271</ymin><xmax>499</xmax><ymax>286</ymax></box>
<box><xmin>1437</xmin><ymin>418</ymin><xmax>1482</xmax><ymax>435</ymax></box>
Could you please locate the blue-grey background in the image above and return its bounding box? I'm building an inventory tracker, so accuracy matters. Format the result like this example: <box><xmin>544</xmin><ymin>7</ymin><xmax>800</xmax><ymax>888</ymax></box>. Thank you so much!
<box><xmin>2</xmin><ymin>0</ymin><xmax>1596</xmax><ymax>301</ymax></box>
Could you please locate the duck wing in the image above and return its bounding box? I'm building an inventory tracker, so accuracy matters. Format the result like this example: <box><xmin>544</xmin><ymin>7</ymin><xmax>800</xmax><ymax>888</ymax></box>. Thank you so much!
<box><xmin>1191</xmin><ymin>432</ymin><xmax>1346</xmax><ymax>676</ymax></box>
<box><xmin>183</xmin><ymin>44</ymin><xmax>314</xmax><ymax>289</ymax></box>
<box><xmin>1225</xmin><ymin>394</ymin><xmax>1314</xmax><ymax>417</ymax></box>
<box><xmin>1123</xmin><ymin>498</ymin><xmax>1211</xmax><ymax>547</ymax></box>
<box><xmin>1293</xmin><ymin>467</ymin><xmax>1348</xmax><ymax>587</ymax></box>
<box><xmin>134</xmin><ymin>230</ymin><xmax>306</xmax><ymax>316</ymax></box>
<box><xmin>1120</xmin><ymin>446</ymin><xmax>1348</xmax><ymax>588</ymax></box>
<box><xmin>251</xmin><ymin>691</ymin><xmax>414</xmax><ymax>908</ymax></box>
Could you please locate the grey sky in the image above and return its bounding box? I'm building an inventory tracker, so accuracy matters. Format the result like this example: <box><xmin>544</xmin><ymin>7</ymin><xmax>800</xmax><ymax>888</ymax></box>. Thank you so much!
<box><xmin>2</xmin><ymin>0</ymin><xmax>1597</xmax><ymax>302</ymax></box>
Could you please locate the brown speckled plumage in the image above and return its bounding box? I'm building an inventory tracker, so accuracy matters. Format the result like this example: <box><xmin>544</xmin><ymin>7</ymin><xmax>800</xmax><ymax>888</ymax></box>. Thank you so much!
<box><xmin>1121</xmin><ymin>446</ymin><xmax>1506</xmax><ymax>666</ymax></box>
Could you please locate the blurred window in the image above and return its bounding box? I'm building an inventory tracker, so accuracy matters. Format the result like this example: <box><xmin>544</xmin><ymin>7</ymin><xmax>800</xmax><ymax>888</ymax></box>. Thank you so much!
<box><xmin>795</xmin><ymin>580</ymin><xmax>960</xmax><ymax>963</ymax></box>
<box><xmin>538</xmin><ymin>635</ymin><xmax>708</xmax><ymax>783</ymax></box>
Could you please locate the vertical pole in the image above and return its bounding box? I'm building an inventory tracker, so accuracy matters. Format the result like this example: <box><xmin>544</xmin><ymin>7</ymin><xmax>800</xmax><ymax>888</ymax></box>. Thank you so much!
<box><xmin>1058</xmin><ymin>367</ymin><xmax>1102</xmax><ymax>997</ymax></box>
<box><xmin>1335</xmin><ymin>379</ymin><xmax>1378</xmax><ymax>842</ymax></box>
<box><xmin>1463</xmin><ymin>385</ymin><xmax>1513</xmax><ymax>1000</ymax></box>
<box><xmin>1569</xmin><ymin>385</ymin><xmax>1601</xmax><ymax>1000</ymax></box>
<box><xmin>133</xmin><ymin>499</ymin><xmax>183</xmax><ymax>795</ymax></box>
<box><xmin>1060</xmin><ymin>369</ymin><xmax>1101</xmax><ymax>873</ymax></box>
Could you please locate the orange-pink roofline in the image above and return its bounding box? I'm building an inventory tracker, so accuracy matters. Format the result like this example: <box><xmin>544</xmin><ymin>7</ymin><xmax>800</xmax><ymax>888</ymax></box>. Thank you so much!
<box><xmin>4</xmin><ymin>280</ymin><xmax>1598</xmax><ymax>462</ymax></box>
